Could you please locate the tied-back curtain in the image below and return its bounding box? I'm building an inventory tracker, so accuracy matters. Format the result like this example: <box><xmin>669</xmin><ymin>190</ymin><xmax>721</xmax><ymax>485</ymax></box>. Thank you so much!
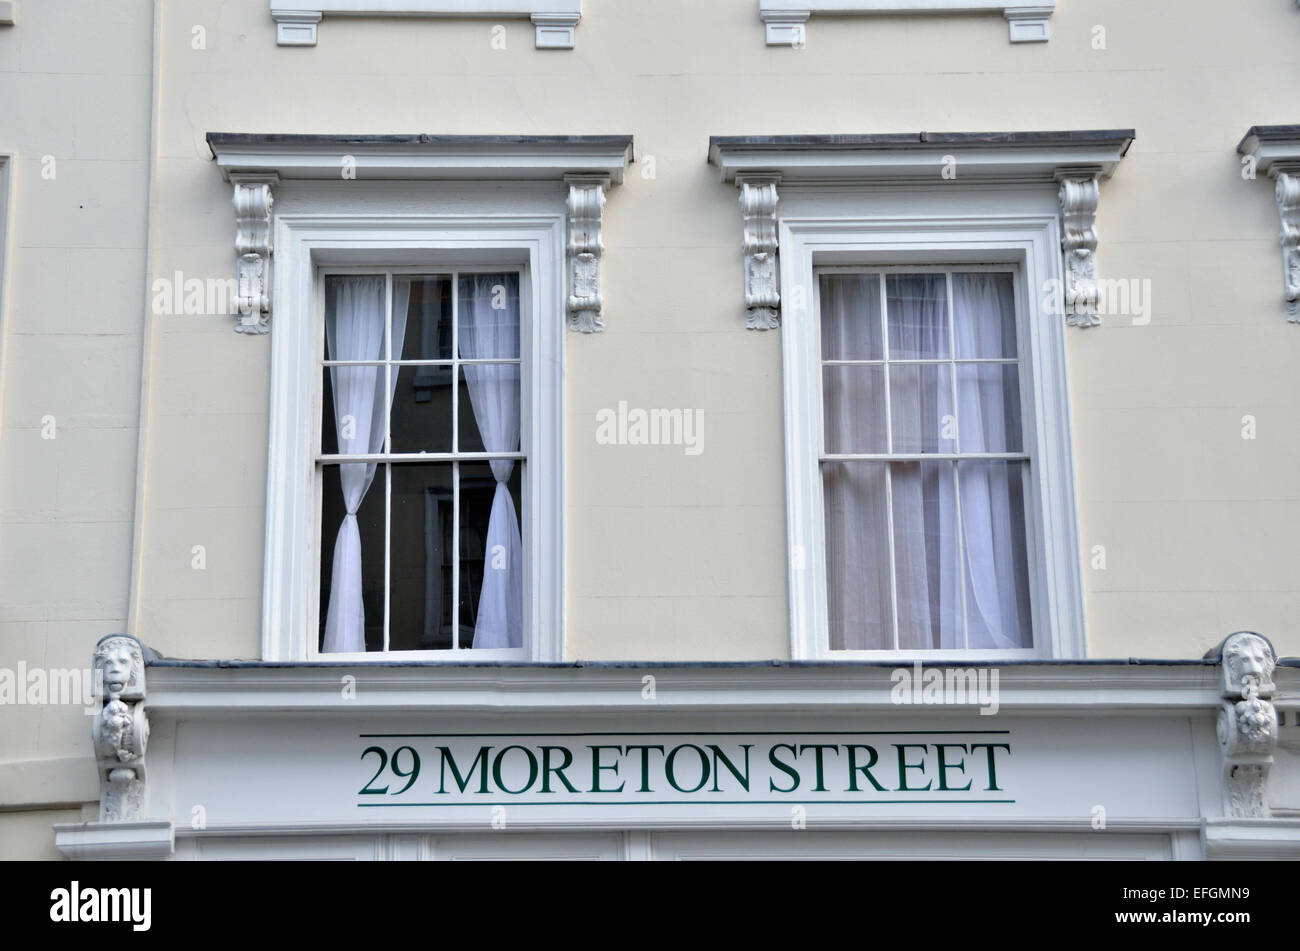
<box><xmin>458</xmin><ymin>274</ymin><xmax>522</xmax><ymax>649</ymax></box>
<box><xmin>952</xmin><ymin>274</ymin><xmax>1030</xmax><ymax>649</ymax></box>
<box><xmin>322</xmin><ymin>276</ymin><xmax>408</xmax><ymax>653</ymax></box>
<box><xmin>887</xmin><ymin>275</ymin><xmax>961</xmax><ymax>649</ymax></box>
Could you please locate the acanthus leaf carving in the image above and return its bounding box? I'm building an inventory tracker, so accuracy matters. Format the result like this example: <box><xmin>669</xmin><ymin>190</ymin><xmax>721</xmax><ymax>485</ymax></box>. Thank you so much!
<box><xmin>739</xmin><ymin>175</ymin><xmax>780</xmax><ymax>330</ymax></box>
<box><xmin>565</xmin><ymin>174</ymin><xmax>607</xmax><ymax>333</ymax></box>
<box><xmin>90</xmin><ymin>634</ymin><xmax>150</xmax><ymax>823</ymax></box>
<box><xmin>1058</xmin><ymin>174</ymin><xmax>1100</xmax><ymax>328</ymax></box>
<box><xmin>1275</xmin><ymin>172</ymin><xmax>1300</xmax><ymax>323</ymax></box>
<box><xmin>232</xmin><ymin>174</ymin><xmax>276</xmax><ymax>335</ymax></box>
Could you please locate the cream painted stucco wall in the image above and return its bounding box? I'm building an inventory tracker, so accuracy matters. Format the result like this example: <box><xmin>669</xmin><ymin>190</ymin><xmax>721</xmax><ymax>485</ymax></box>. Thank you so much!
<box><xmin>0</xmin><ymin>0</ymin><xmax>153</xmax><ymax>852</ymax></box>
<box><xmin>136</xmin><ymin>0</ymin><xmax>1300</xmax><ymax>663</ymax></box>
<box><xmin>3</xmin><ymin>0</ymin><xmax>1300</xmax><ymax>852</ymax></box>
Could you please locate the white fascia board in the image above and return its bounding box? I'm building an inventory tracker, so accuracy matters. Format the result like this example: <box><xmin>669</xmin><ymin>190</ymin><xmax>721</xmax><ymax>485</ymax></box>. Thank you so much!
<box><xmin>708</xmin><ymin>131</ymin><xmax>1134</xmax><ymax>186</ymax></box>
<box><xmin>208</xmin><ymin>133</ymin><xmax>633</xmax><ymax>184</ymax></box>
<box><xmin>136</xmin><ymin>661</ymin><xmax>1257</xmax><ymax>717</ymax></box>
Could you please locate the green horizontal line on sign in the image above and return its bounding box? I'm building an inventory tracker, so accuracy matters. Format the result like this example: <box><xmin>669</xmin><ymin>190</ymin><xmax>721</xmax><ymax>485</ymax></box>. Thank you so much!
<box><xmin>358</xmin><ymin>800</ymin><xmax>1017</xmax><ymax>807</ymax></box>
<box><xmin>358</xmin><ymin>730</ymin><xmax>1012</xmax><ymax>739</ymax></box>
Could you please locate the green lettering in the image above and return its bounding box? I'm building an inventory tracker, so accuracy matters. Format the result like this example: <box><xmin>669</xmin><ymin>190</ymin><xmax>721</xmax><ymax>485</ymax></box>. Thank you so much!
<box><xmin>540</xmin><ymin>746</ymin><xmax>579</xmax><ymax>793</ymax></box>
<box><xmin>935</xmin><ymin>743</ymin><xmax>973</xmax><ymax>792</ymax></box>
<box><xmin>665</xmin><ymin>744</ymin><xmax>710</xmax><ymax>793</ymax></box>
<box><xmin>768</xmin><ymin>743</ymin><xmax>800</xmax><ymax>793</ymax></box>
<box><xmin>968</xmin><ymin>743</ymin><xmax>1011</xmax><ymax>792</ymax></box>
<box><xmin>797</xmin><ymin>744</ymin><xmax>841</xmax><ymax>793</ymax></box>
<box><xmin>623</xmin><ymin>745</ymin><xmax>665</xmax><ymax>793</ymax></box>
<box><xmin>846</xmin><ymin>744</ymin><xmax>886</xmax><ymax>792</ymax></box>
<box><xmin>492</xmin><ymin>745</ymin><xmax>539</xmax><ymax>795</ymax></box>
<box><xmin>589</xmin><ymin>745</ymin><xmax>626</xmax><ymax>793</ymax></box>
<box><xmin>438</xmin><ymin>746</ymin><xmax>491</xmax><ymax>794</ymax></box>
<box><xmin>895</xmin><ymin>743</ymin><xmax>933</xmax><ymax>792</ymax></box>
<box><xmin>708</xmin><ymin>745</ymin><xmax>752</xmax><ymax>792</ymax></box>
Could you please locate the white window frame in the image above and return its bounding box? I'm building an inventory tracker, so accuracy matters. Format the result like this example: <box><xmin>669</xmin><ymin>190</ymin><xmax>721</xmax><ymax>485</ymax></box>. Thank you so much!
<box><xmin>0</xmin><ymin>154</ymin><xmax>11</xmax><ymax>427</ymax></box>
<box><xmin>758</xmin><ymin>0</ymin><xmax>1055</xmax><ymax>45</ymax></box>
<box><xmin>265</xmin><ymin>214</ymin><xmax>566</xmax><ymax>663</ymax></box>
<box><xmin>780</xmin><ymin>206</ymin><xmax>1086</xmax><ymax>661</ymax></box>
<box><xmin>270</xmin><ymin>0</ymin><xmax>583</xmax><ymax>48</ymax></box>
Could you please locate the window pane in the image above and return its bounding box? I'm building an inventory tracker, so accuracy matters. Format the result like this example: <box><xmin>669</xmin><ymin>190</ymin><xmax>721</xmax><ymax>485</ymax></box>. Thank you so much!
<box><xmin>388</xmin><ymin>464</ymin><xmax>454</xmax><ymax>651</ymax></box>
<box><xmin>887</xmin><ymin>274</ymin><xmax>949</xmax><ymax>359</ymax></box>
<box><xmin>325</xmin><ymin>274</ymin><xmax>388</xmax><ymax>361</ymax></box>
<box><xmin>891</xmin><ymin>460</ymin><xmax>961</xmax><ymax>650</ymax></box>
<box><xmin>319</xmin><ymin>463</ymin><xmax>386</xmax><ymax>653</ymax></box>
<box><xmin>889</xmin><ymin>364</ymin><xmax>955</xmax><ymax>453</ymax></box>
<box><xmin>390</xmin><ymin>364</ymin><xmax>453</xmax><ymax>453</ymax></box>
<box><xmin>459</xmin><ymin>461</ymin><xmax>523</xmax><ymax>649</ymax></box>
<box><xmin>458</xmin><ymin>364</ymin><xmax>520</xmax><ymax>455</ymax></box>
<box><xmin>955</xmin><ymin>364</ymin><xmax>1022</xmax><ymax>453</ymax></box>
<box><xmin>395</xmin><ymin>275</ymin><xmax>453</xmax><ymax>361</ymax></box>
<box><xmin>953</xmin><ymin>272</ymin><xmax>1017</xmax><ymax>359</ymax></box>
<box><xmin>958</xmin><ymin>461</ymin><xmax>1032</xmax><ymax>649</ymax></box>
<box><xmin>822</xmin><ymin>462</ymin><xmax>892</xmax><ymax>650</ymax></box>
<box><xmin>823</xmin><ymin>364</ymin><xmax>886</xmax><ymax>453</ymax></box>
<box><xmin>820</xmin><ymin>274</ymin><xmax>882</xmax><ymax>360</ymax></box>
<box><xmin>457</xmin><ymin>273</ymin><xmax>521</xmax><ymax>361</ymax></box>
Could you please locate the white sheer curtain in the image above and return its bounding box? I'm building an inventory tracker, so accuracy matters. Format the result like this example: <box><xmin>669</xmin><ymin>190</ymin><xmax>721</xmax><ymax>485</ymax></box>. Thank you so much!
<box><xmin>458</xmin><ymin>274</ymin><xmax>522</xmax><ymax>649</ymax></box>
<box><xmin>821</xmin><ymin>272</ymin><xmax>1030</xmax><ymax>651</ymax></box>
<box><xmin>322</xmin><ymin>276</ymin><xmax>408</xmax><ymax>653</ymax></box>
<box><xmin>952</xmin><ymin>273</ymin><xmax>1031</xmax><ymax>649</ymax></box>
<box><xmin>887</xmin><ymin>275</ymin><xmax>961</xmax><ymax>649</ymax></box>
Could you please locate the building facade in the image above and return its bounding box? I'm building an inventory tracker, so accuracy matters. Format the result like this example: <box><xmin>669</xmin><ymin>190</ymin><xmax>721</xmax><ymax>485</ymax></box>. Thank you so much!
<box><xmin>1</xmin><ymin>0</ymin><xmax>1299</xmax><ymax>860</ymax></box>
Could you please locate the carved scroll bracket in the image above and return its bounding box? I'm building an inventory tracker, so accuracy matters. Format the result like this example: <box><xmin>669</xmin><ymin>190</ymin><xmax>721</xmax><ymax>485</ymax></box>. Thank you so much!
<box><xmin>1057</xmin><ymin>171</ymin><xmax>1101</xmax><ymax>328</ymax></box>
<box><xmin>232</xmin><ymin>173</ymin><xmax>277</xmax><ymax>335</ymax></box>
<box><xmin>1274</xmin><ymin>169</ymin><xmax>1300</xmax><ymax>323</ymax></box>
<box><xmin>1212</xmin><ymin>631</ymin><xmax>1279</xmax><ymax>819</ymax></box>
<box><xmin>565</xmin><ymin>173</ymin><xmax>607</xmax><ymax>333</ymax></box>
<box><xmin>737</xmin><ymin>173</ymin><xmax>781</xmax><ymax>330</ymax></box>
<box><xmin>90</xmin><ymin>634</ymin><xmax>151</xmax><ymax>823</ymax></box>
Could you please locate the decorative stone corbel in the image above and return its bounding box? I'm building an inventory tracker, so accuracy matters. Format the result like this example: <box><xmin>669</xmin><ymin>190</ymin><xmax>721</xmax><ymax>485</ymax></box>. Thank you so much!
<box><xmin>232</xmin><ymin>173</ymin><xmax>277</xmax><ymax>334</ymax></box>
<box><xmin>737</xmin><ymin>173</ymin><xmax>781</xmax><ymax>330</ymax></box>
<box><xmin>90</xmin><ymin>634</ymin><xmax>150</xmax><ymax>823</ymax></box>
<box><xmin>565</xmin><ymin>173</ymin><xmax>607</xmax><ymax>332</ymax></box>
<box><xmin>1236</xmin><ymin>126</ymin><xmax>1300</xmax><ymax>323</ymax></box>
<box><xmin>1274</xmin><ymin>171</ymin><xmax>1300</xmax><ymax>322</ymax></box>
<box><xmin>1057</xmin><ymin>173</ymin><xmax>1101</xmax><ymax>328</ymax></box>
<box><xmin>1212</xmin><ymin>632</ymin><xmax>1278</xmax><ymax>819</ymax></box>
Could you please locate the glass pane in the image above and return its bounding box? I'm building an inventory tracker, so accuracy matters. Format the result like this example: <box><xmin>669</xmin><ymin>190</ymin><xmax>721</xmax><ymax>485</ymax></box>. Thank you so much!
<box><xmin>823</xmin><ymin>365</ymin><xmax>886</xmax><ymax>453</ymax></box>
<box><xmin>395</xmin><ymin>275</ymin><xmax>453</xmax><ymax>362</ymax></box>
<box><xmin>955</xmin><ymin>364</ymin><xmax>1022</xmax><ymax>453</ymax></box>
<box><xmin>822</xmin><ymin>462</ymin><xmax>892</xmax><ymax>650</ymax></box>
<box><xmin>890</xmin><ymin>364</ymin><xmax>955</xmax><ymax>453</ymax></box>
<box><xmin>390</xmin><ymin>364</ymin><xmax>453</xmax><ymax>453</ymax></box>
<box><xmin>458</xmin><ymin>461</ymin><xmax>524</xmax><ymax>649</ymax></box>
<box><xmin>321</xmin><ymin>363</ymin><xmax>388</xmax><ymax>456</ymax></box>
<box><xmin>820</xmin><ymin>274</ymin><xmax>883</xmax><ymax>360</ymax></box>
<box><xmin>319</xmin><ymin>463</ymin><xmax>387</xmax><ymax>653</ymax></box>
<box><xmin>457</xmin><ymin>273</ymin><xmax>521</xmax><ymax>361</ymax></box>
<box><xmin>458</xmin><ymin>364</ymin><xmax>521</xmax><ymax>455</ymax></box>
<box><xmin>953</xmin><ymin>272</ymin><xmax>1017</xmax><ymax>359</ymax></box>
<box><xmin>325</xmin><ymin>274</ymin><xmax>387</xmax><ymax>361</ymax></box>
<box><xmin>388</xmin><ymin>464</ymin><xmax>454</xmax><ymax>652</ymax></box>
<box><xmin>887</xmin><ymin>274</ymin><xmax>949</xmax><ymax>359</ymax></box>
<box><xmin>891</xmin><ymin>461</ymin><xmax>961</xmax><ymax>650</ymax></box>
<box><xmin>958</xmin><ymin>461</ymin><xmax>1032</xmax><ymax>649</ymax></box>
